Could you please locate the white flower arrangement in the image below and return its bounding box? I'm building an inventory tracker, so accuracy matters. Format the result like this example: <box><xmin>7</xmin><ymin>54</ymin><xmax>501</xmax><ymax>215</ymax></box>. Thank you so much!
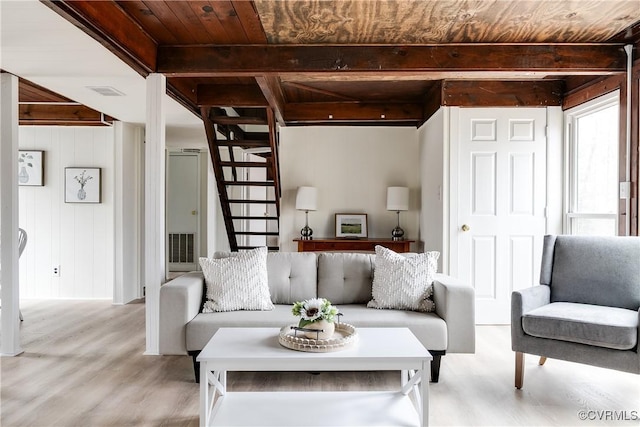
<box><xmin>291</xmin><ymin>298</ymin><xmax>339</xmax><ymax>328</ymax></box>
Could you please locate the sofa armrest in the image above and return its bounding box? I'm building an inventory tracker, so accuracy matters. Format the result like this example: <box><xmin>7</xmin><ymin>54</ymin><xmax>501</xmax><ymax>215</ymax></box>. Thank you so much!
<box><xmin>433</xmin><ymin>273</ymin><xmax>475</xmax><ymax>353</ymax></box>
<box><xmin>511</xmin><ymin>285</ymin><xmax>551</xmax><ymax>351</ymax></box>
<box><xmin>159</xmin><ymin>272</ymin><xmax>204</xmax><ymax>355</ymax></box>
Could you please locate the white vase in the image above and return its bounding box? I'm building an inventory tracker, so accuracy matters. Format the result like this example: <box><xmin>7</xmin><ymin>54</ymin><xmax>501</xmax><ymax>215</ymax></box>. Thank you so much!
<box><xmin>302</xmin><ymin>319</ymin><xmax>335</xmax><ymax>340</ymax></box>
<box><xmin>18</xmin><ymin>166</ymin><xmax>29</xmax><ymax>183</ymax></box>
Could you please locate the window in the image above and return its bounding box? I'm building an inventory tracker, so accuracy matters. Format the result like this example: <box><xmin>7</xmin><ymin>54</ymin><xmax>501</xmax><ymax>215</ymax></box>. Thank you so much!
<box><xmin>564</xmin><ymin>92</ymin><xmax>619</xmax><ymax>235</ymax></box>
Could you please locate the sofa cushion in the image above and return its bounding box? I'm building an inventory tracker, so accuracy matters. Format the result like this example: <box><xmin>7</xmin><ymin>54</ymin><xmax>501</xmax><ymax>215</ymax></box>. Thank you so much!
<box><xmin>317</xmin><ymin>252</ymin><xmax>374</xmax><ymax>304</ymax></box>
<box><xmin>368</xmin><ymin>246</ymin><xmax>439</xmax><ymax>312</ymax></box>
<box><xmin>186</xmin><ymin>305</ymin><xmax>297</xmax><ymax>351</ymax></box>
<box><xmin>185</xmin><ymin>303</ymin><xmax>448</xmax><ymax>352</ymax></box>
<box><xmin>548</xmin><ymin>236</ymin><xmax>640</xmax><ymax>310</ymax></box>
<box><xmin>522</xmin><ymin>302</ymin><xmax>638</xmax><ymax>350</ymax></box>
<box><xmin>199</xmin><ymin>247</ymin><xmax>274</xmax><ymax>312</ymax></box>
<box><xmin>214</xmin><ymin>251</ymin><xmax>318</xmax><ymax>304</ymax></box>
<box><xmin>337</xmin><ymin>304</ymin><xmax>447</xmax><ymax>350</ymax></box>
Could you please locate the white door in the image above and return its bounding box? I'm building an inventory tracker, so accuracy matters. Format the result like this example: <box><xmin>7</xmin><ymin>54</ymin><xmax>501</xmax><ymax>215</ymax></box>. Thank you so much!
<box><xmin>167</xmin><ymin>152</ymin><xmax>200</xmax><ymax>271</ymax></box>
<box><xmin>450</xmin><ymin>107</ymin><xmax>547</xmax><ymax>324</ymax></box>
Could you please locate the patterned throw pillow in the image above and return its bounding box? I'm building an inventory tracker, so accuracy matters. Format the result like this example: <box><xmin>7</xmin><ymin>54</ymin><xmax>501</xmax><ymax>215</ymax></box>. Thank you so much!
<box><xmin>367</xmin><ymin>245</ymin><xmax>439</xmax><ymax>312</ymax></box>
<box><xmin>199</xmin><ymin>246</ymin><xmax>274</xmax><ymax>312</ymax></box>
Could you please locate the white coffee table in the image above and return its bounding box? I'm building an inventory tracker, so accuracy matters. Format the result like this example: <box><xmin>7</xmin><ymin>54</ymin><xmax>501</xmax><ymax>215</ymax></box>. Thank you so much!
<box><xmin>197</xmin><ymin>327</ymin><xmax>432</xmax><ymax>427</ymax></box>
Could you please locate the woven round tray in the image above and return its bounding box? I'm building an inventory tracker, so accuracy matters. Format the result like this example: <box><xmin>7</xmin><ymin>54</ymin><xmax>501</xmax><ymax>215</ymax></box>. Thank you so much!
<box><xmin>278</xmin><ymin>322</ymin><xmax>358</xmax><ymax>353</ymax></box>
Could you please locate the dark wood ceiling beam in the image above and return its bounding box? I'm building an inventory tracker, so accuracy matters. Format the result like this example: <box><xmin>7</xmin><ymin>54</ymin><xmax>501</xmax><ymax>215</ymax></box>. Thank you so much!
<box><xmin>284</xmin><ymin>102</ymin><xmax>423</xmax><ymax>123</ymax></box>
<box><xmin>442</xmin><ymin>80</ymin><xmax>565</xmax><ymax>107</ymax></box>
<box><xmin>43</xmin><ymin>0</ymin><xmax>157</xmax><ymax>76</ymax></box>
<box><xmin>19</xmin><ymin>104</ymin><xmax>114</xmax><ymax>125</ymax></box>
<box><xmin>157</xmin><ymin>44</ymin><xmax>627</xmax><ymax>76</ymax></box>
<box><xmin>197</xmin><ymin>84</ymin><xmax>268</xmax><ymax>107</ymax></box>
<box><xmin>255</xmin><ymin>75</ymin><xmax>286</xmax><ymax>125</ymax></box>
<box><xmin>421</xmin><ymin>81</ymin><xmax>443</xmax><ymax>126</ymax></box>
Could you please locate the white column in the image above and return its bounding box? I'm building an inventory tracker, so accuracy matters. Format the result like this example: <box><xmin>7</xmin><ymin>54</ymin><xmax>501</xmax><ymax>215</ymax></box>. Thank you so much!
<box><xmin>0</xmin><ymin>72</ymin><xmax>23</xmax><ymax>356</ymax></box>
<box><xmin>145</xmin><ymin>74</ymin><xmax>166</xmax><ymax>355</ymax></box>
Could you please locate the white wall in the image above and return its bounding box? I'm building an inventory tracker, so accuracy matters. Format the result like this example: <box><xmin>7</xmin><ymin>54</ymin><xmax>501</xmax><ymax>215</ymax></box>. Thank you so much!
<box><xmin>114</xmin><ymin>122</ymin><xmax>144</xmax><ymax>303</ymax></box>
<box><xmin>418</xmin><ymin>108</ymin><xmax>447</xmax><ymax>272</ymax></box>
<box><xmin>279</xmin><ymin>126</ymin><xmax>420</xmax><ymax>252</ymax></box>
<box><xmin>19</xmin><ymin>126</ymin><xmax>115</xmax><ymax>299</ymax></box>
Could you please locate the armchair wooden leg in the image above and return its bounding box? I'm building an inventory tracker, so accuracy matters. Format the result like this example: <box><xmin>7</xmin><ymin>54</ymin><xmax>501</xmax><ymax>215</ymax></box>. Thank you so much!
<box><xmin>515</xmin><ymin>352</ymin><xmax>524</xmax><ymax>389</ymax></box>
<box><xmin>539</xmin><ymin>356</ymin><xmax>547</xmax><ymax>366</ymax></box>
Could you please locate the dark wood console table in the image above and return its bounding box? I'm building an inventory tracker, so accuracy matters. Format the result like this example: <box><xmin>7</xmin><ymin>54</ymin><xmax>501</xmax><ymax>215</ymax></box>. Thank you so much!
<box><xmin>294</xmin><ymin>238</ymin><xmax>414</xmax><ymax>253</ymax></box>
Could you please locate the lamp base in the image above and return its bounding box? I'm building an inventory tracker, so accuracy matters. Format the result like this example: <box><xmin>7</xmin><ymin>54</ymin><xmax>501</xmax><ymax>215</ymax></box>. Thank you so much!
<box><xmin>391</xmin><ymin>226</ymin><xmax>405</xmax><ymax>241</ymax></box>
<box><xmin>300</xmin><ymin>226</ymin><xmax>313</xmax><ymax>240</ymax></box>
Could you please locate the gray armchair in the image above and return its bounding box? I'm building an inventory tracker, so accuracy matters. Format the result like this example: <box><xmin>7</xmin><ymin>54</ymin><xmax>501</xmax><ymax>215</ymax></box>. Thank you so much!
<box><xmin>511</xmin><ymin>235</ymin><xmax>640</xmax><ymax>389</ymax></box>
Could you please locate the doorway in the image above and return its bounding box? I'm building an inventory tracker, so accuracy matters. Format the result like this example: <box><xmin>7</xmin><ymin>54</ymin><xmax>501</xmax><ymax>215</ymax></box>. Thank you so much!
<box><xmin>167</xmin><ymin>151</ymin><xmax>201</xmax><ymax>272</ymax></box>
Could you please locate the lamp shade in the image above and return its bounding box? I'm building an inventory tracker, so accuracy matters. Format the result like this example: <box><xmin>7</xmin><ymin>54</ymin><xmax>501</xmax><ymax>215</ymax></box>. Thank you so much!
<box><xmin>295</xmin><ymin>186</ymin><xmax>317</xmax><ymax>211</ymax></box>
<box><xmin>386</xmin><ymin>187</ymin><xmax>409</xmax><ymax>211</ymax></box>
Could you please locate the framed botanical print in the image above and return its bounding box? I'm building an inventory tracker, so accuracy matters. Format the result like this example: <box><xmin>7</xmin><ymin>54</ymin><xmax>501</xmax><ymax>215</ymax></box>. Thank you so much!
<box><xmin>18</xmin><ymin>150</ymin><xmax>44</xmax><ymax>186</ymax></box>
<box><xmin>65</xmin><ymin>167</ymin><xmax>101</xmax><ymax>203</ymax></box>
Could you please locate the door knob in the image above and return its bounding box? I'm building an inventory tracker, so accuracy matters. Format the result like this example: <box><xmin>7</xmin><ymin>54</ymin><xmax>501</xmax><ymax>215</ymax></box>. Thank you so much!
<box><xmin>191</xmin><ymin>210</ymin><xmax>197</xmax><ymax>215</ymax></box>
<box><xmin>461</xmin><ymin>224</ymin><xmax>470</xmax><ymax>232</ymax></box>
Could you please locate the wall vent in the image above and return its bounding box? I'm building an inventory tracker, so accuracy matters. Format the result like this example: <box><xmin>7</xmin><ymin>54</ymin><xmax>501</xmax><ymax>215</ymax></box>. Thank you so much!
<box><xmin>86</xmin><ymin>86</ymin><xmax>126</xmax><ymax>97</ymax></box>
<box><xmin>168</xmin><ymin>233</ymin><xmax>195</xmax><ymax>264</ymax></box>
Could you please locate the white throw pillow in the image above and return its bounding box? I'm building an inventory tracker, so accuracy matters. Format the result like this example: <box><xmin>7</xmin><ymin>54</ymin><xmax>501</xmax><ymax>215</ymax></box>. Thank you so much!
<box><xmin>199</xmin><ymin>247</ymin><xmax>274</xmax><ymax>312</ymax></box>
<box><xmin>368</xmin><ymin>245</ymin><xmax>439</xmax><ymax>312</ymax></box>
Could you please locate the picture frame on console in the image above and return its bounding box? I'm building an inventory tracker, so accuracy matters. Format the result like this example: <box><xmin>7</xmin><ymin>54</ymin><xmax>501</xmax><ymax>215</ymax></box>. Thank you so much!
<box><xmin>335</xmin><ymin>213</ymin><xmax>368</xmax><ymax>238</ymax></box>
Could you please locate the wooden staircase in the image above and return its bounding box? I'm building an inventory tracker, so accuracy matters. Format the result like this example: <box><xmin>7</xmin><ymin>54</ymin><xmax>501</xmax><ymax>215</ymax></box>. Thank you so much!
<box><xmin>201</xmin><ymin>107</ymin><xmax>281</xmax><ymax>252</ymax></box>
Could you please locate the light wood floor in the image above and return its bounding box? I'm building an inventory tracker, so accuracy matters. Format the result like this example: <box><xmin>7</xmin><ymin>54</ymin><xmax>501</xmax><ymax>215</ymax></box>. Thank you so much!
<box><xmin>1</xmin><ymin>300</ymin><xmax>638</xmax><ymax>426</ymax></box>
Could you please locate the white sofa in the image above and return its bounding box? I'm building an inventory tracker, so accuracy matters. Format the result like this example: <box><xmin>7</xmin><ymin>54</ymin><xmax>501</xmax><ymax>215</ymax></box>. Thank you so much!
<box><xmin>159</xmin><ymin>251</ymin><xmax>475</xmax><ymax>382</ymax></box>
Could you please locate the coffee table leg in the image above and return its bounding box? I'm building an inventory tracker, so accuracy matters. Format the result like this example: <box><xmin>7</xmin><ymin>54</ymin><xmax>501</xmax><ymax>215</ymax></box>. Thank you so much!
<box><xmin>200</xmin><ymin>364</ymin><xmax>227</xmax><ymax>427</ymax></box>
<box><xmin>200</xmin><ymin>363</ymin><xmax>209</xmax><ymax>427</ymax></box>
<box><xmin>421</xmin><ymin>360</ymin><xmax>430</xmax><ymax>427</ymax></box>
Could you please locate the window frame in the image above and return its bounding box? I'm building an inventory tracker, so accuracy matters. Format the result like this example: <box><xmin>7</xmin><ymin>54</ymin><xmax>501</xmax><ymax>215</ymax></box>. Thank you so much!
<box><xmin>564</xmin><ymin>91</ymin><xmax>620</xmax><ymax>235</ymax></box>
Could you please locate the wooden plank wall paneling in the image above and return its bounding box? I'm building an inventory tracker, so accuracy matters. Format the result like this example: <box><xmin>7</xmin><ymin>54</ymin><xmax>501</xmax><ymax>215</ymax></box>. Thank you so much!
<box><xmin>18</xmin><ymin>126</ymin><xmax>115</xmax><ymax>299</ymax></box>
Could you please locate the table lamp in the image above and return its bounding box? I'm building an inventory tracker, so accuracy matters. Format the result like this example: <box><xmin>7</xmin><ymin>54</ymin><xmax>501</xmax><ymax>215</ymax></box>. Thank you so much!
<box><xmin>295</xmin><ymin>186</ymin><xmax>317</xmax><ymax>240</ymax></box>
<box><xmin>387</xmin><ymin>187</ymin><xmax>409</xmax><ymax>241</ymax></box>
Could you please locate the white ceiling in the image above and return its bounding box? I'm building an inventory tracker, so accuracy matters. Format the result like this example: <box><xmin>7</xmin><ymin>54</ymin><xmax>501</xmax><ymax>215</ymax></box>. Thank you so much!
<box><xmin>0</xmin><ymin>0</ymin><xmax>207</xmax><ymax>147</ymax></box>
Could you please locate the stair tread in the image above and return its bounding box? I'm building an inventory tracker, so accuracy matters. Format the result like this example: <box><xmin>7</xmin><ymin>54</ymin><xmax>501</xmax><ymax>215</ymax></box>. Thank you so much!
<box><xmin>213</xmin><ymin>116</ymin><xmax>268</xmax><ymax>125</ymax></box>
<box><xmin>231</xmin><ymin>216</ymin><xmax>279</xmax><ymax>220</ymax></box>
<box><xmin>238</xmin><ymin>246</ymin><xmax>280</xmax><ymax>251</ymax></box>
<box><xmin>235</xmin><ymin>231</ymin><xmax>279</xmax><ymax>236</ymax></box>
<box><xmin>228</xmin><ymin>199</ymin><xmax>277</xmax><ymax>204</ymax></box>
<box><xmin>220</xmin><ymin>161</ymin><xmax>268</xmax><ymax>167</ymax></box>
<box><xmin>217</xmin><ymin>140</ymin><xmax>270</xmax><ymax>147</ymax></box>
<box><xmin>224</xmin><ymin>181</ymin><xmax>274</xmax><ymax>186</ymax></box>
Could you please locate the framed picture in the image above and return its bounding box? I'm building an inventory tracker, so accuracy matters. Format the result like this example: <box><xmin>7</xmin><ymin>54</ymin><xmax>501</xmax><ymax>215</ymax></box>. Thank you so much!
<box><xmin>18</xmin><ymin>150</ymin><xmax>44</xmax><ymax>186</ymax></box>
<box><xmin>65</xmin><ymin>168</ymin><xmax>101</xmax><ymax>203</ymax></box>
<box><xmin>335</xmin><ymin>213</ymin><xmax>368</xmax><ymax>238</ymax></box>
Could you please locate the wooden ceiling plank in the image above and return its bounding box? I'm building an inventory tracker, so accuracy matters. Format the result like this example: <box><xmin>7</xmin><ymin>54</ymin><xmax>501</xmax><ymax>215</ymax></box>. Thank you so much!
<box><xmin>185</xmin><ymin>1</ymin><xmax>233</xmax><ymax>44</ymax></box>
<box><xmin>43</xmin><ymin>0</ymin><xmax>157</xmax><ymax>75</ymax></box>
<box><xmin>284</xmin><ymin>102</ymin><xmax>423</xmax><ymax>123</ymax></box>
<box><xmin>19</xmin><ymin>79</ymin><xmax>73</xmax><ymax>103</ymax></box>
<box><xmin>164</xmin><ymin>1</ymin><xmax>219</xmax><ymax>44</ymax></box>
<box><xmin>210</xmin><ymin>0</ymin><xmax>252</xmax><ymax>43</ymax></box>
<box><xmin>443</xmin><ymin>80</ymin><xmax>565</xmax><ymax>107</ymax></box>
<box><xmin>116</xmin><ymin>0</ymin><xmax>179</xmax><ymax>45</ymax></box>
<box><xmin>255</xmin><ymin>75</ymin><xmax>286</xmax><ymax>125</ymax></box>
<box><xmin>19</xmin><ymin>104</ymin><xmax>106</xmax><ymax>122</ymax></box>
<box><xmin>141</xmin><ymin>1</ymin><xmax>198</xmax><ymax>44</ymax></box>
<box><xmin>197</xmin><ymin>84</ymin><xmax>268</xmax><ymax>107</ymax></box>
<box><xmin>231</xmin><ymin>1</ymin><xmax>268</xmax><ymax>44</ymax></box>
<box><xmin>157</xmin><ymin>44</ymin><xmax>627</xmax><ymax>76</ymax></box>
<box><xmin>281</xmin><ymin>81</ymin><xmax>358</xmax><ymax>101</ymax></box>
